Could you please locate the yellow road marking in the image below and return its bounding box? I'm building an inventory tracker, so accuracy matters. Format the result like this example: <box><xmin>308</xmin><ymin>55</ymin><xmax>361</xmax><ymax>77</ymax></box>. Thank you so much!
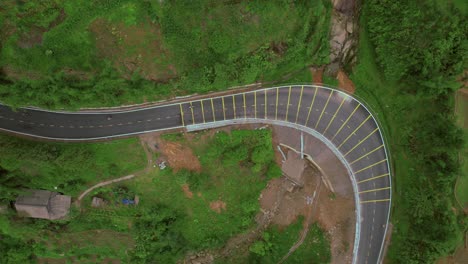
<box><xmin>189</xmin><ymin>101</ymin><xmax>195</xmax><ymax>125</ymax></box>
<box><xmin>343</xmin><ymin>128</ymin><xmax>379</xmax><ymax>156</ymax></box>
<box><xmin>357</xmin><ymin>173</ymin><xmax>389</xmax><ymax>184</ymax></box>
<box><xmin>295</xmin><ymin>85</ymin><xmax>304</xmax><ymax>123</ymax></box>
<box><xmin>275</xmin><ymin>87</ymin><xmax>279</xmax><ymax>120</ymax></box>
<box><xmin>211</xmin><ymin>98</ymin><xmax>216</xmax><ymax>122</ymax></box>
<box><xmin>222</xmin><ymin>97</ymin><xmax>226</xmax><ymax>120</ymax></box>
<box><xmin>355</xmin><ymin>159</ymin><xmax>387</xmax><ymax>174</ymax></box>
<box><xmin>360</xmin><ymin>199</ymin><xmax>390</xmax><ymax>204</ymax></box>
<box><xmin>350</xmin><ymin>145</ymin><xmax>384</xmax><ymax>165</ymax></box>
<box><xmin>285</xmin><ymin>86</ymin><xmax>292</xmax><ymax>121</ymax></box>
<box><xmin>264</xmin><ymin>90</ymin><xmax>267</xmax><ymax>119</ymax></box>
<box><xmin>305</xmin><ymin>87</ymin><xmax>318</xmax><ymax>125</ymax></box>
<box><xmin>315</xmin><ymin>90</ymin><xmax>333</xmax><ymax>129</ymax></box>
<box><xmin>337</xmin><ymin>115</ymin><xmax>372</xmax><ymax>149</ymax></box>
<box><xmin>331</xmin><ymin>104</ymin><xmax>360</xmax><ymax>141</ymax></box>
<box><xmin>359</xmin><ymin>187</ymin><xmax>391</xmax><ymax>194</ymax></box>
<box><xmin>179</xmin><ymin>104</ymin><xmax>185</xmax><ymax>126</ymax></box>
<box><xmin>243</xmin><ymin>93</ymin><xmax>247</xmax><ymax>119</ymax></box>
<box><xmin>200</xmin><ymin>100</ymin><xmax>206</xmax><ymax>123</ymax></box>
<box><xmin>254</xmin><ymin>91</ymin><xmax>257</xmax><ymax>118</ymax></box>
<box><xmin>323</xmin><ymin>96</ymin><xmax>346</xmax><ymax>134</ymax></box>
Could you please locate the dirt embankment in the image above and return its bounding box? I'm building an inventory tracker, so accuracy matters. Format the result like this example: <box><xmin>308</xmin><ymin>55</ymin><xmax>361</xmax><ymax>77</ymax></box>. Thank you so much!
<box><xmin>337</xmin><ymin>69</ymin><xmax>355</xmax><ymax>94</ymax></box>
<box><xmin>140</xmin><ymin>132</ymin><xmax>202</xmax><ymax>173</ymax></box>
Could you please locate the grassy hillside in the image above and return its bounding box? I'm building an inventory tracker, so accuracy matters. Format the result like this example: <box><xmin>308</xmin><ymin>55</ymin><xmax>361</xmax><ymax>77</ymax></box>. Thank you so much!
<box><xmin>0</xmin><ymin>129</ymin><xmax>290</xmax><ymax>263</ymax></box>
<box><xmin>0</xmin><ymin>136</ymin><xmax>146</xmax><ymax>199</ymax></box>
<box><xmin>0</xmin><ymin>0</ymin><xmax>331</xmax><ymax>109</ymax></box>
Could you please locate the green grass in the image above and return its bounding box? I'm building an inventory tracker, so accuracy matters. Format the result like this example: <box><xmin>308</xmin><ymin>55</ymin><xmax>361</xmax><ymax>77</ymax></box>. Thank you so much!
<box><xmin>160</xmin><ymin>132</ymin><xmax>185</xmax><ymax>142</ymax></box>
<box><xmin>0</xmin><ymin>0</ymin><xmax>332</xmax><ymax>109</ymax></box>
<box><xmin>34</xmin><ymin>229</ymin><xmax>134</xmax><ymax>262</ymax></box>
<box><xmin>322</xmin><ymin>74</ymin><xmax>338</xmax><ymax>87</ymax></box>
<box><xmin>455</xmin><ymin>90</ymin><xmax>468</xmax><ymax>207</ymax></box>
<box><xmin>0</xmin><ymin>135</ymin><xmax>146</xmax><ymax>197</ymax></box>
<box><xmin>218</xmin><ymin>217</ymin><xmax>330</xmax><ymax>263</ymax></box>
<box><xmin>125</xmin><ymin>130</ymin><xmax>281</xmax><ymax>251</ymax></box>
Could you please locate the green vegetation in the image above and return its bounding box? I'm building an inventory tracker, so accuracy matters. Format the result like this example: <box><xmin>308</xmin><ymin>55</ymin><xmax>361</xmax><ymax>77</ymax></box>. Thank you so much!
<box><xmin>249</xmin><ymin>219</ymin><xmax>330</xmax><ymax>264</ymax></box>
<box><xmin>0</xmin><ymin>0</ymin><xmax>331</xmax><ymax>109</ymax></box>
<box><xmin>216</xmin><ymin>217</ymin><xmax>330</xmax><ymax>264</ymax></box>
<box><xmin>0</xmin><ymin>129</ymin><xmax>283</xmax><ymax>263</ymax></box>
<box><xmin>0</xmin><ymin>136</ymin><xmax>146</xmax><ymax>263</ymax></box>
<box><xmin>0</xmin><ymin>136</ymin><xmax>145</xmax><ymax>200</ymax></box>
<box><xmin>124</xmin><ymin>129</ymin><xmax>281</xmax><ymax>262</ymax></box>
<box><xmin>353</xmin><ymin>0</ymin><xmax>467</xmax><ymax>263</ymax></box>
<box><xmin>455</xmin><ymin>90</ymin><xmax>468</xmax><ymax>208</ymax></box>
<box><xmin>160</xmin><ymin>132</ymin><xmax>185</xmax><ymax>142</ymax></box>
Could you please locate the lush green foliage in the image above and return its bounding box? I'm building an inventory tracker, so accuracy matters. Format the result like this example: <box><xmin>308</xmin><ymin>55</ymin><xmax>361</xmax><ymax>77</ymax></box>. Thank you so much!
<box><xmin>219</xmin><ymin>217</ymin><xmax>330</xmax><ymax>263</ymax></box>
<box><xmin>354</xmin><ymin>1</ymin><xmax>467</xmax><ymax>262</ymax></box>
<box><xmin>251</xmin><ymin>221</ymin><xmax>330</xmax><ymax>263</ymax></box>
<box><xmin>130</xmin><ymin>204</ymin><xmax>187</xmax><ymax>263</ymax></box>
<box><xmin>0</xmin><ymin>136</ymin><xmax>145</xmax><ymax>262</ymax></box>
<box><xmin>0</xmin><ymin>0</ymin><xmax>331</xmax><ymax>109</ymax></box>
<box><xmin>0</xmin><ymin>129</ymin><xmax>280</xmax><ymax>262</ymax></box>
<box><xmin>366</xmin><ymin>0</ymin><xmax>466</xmax><ymax>93</ymax></box>
<box><xmin>0</xmin><ymin>135</ymin><xmax>145</xmax><ymax>200</ymax></box>
<box><xmin>126</xmin><ymin>130</ymin><xmax>281</xmax><ymax>259</ymax></box>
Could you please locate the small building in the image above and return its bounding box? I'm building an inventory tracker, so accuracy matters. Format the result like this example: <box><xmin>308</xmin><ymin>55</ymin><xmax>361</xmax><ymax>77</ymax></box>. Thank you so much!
<box><xmin>282</xmin><ymin>151</ymin><xmax>306</xmax><ymax>187</ymax></box>
<box><xmin>15</xmin><ymin>189</ymin><xmax>71</xmax><ymax>220</ymax></box>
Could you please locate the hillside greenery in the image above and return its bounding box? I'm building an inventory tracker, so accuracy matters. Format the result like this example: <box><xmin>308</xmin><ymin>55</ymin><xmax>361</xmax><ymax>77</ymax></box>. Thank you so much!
<box><xmin>353</xmin><ymin>0</ymin><xmax>467</xmax><ymax>263</ymax></box>
<box><xmin>0</xmin><ymin>136</ymin><xmax>145</xmax><ymax>200</ymax></box>
<box><xmin>0</xmin><ymin>129</ymin><xmax>286</xmax><ymax>263</ymax></box>
<box><xmin>0</xmin><ymin>0</ymin><xmax>330</xmax><ymax>109</ymax></box>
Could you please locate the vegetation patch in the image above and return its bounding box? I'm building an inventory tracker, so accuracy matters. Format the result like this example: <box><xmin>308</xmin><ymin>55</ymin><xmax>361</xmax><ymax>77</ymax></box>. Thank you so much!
<box><xmin>0</xmin><ymin>129</ymin><xmax>285</xmax><ymax>263</ymax></box>
<box><xmin>218</xmin><ymin>217</ymin><xmax>330</xmax><ymax>263</ymax></box>
<box><xmin>455</xmin><ymin>89</ymin><xmax>468</xmax><ymax>210</ymax></box>
<box><xmin>352</xmin><ymin>1</ymin><xmax>466</xmax><ymax>262</ymax></box>
<box><xmin>0</xmin><ymin>1</ymin><xmax>331</xmax><ymax>109</ymax></box>
<box><xmin>0</xmin><ymin>136</ymin><xmax>146</xmax><ymax>200</ymax></box>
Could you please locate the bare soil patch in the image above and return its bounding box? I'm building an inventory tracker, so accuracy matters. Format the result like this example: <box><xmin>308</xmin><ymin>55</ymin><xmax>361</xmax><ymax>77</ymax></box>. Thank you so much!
<box><xmin>139</xmin><ymin>132</ymin><xmax>201</xmax><ymax>172</ymax></box>
<box><xmin>182</xmin><ymin>184</ymin><xmax>194</xmax><ymax>199</ymax></box>
<box><xmin>262</xmin><ymin>166</ymin><xmax>320</xmax><ymax>227</ymax></box>
<box><xmin>311</xmin><ymin>67</ymin><xmax>324</xmax><ymax>84</ymax></box>
<box><xmin>89</xmin><ymin>19</ymin><xmax>176</xmax><ymax>83</ymax></box>
<box><xmin>160</xmin><ymin>141</ymin><xmax>201</xmax><ymax>172</ymax></box>
<box><xmin>314</xmin><ymin>188</ymin><xmax>355</xmax><ymax>263</ymax></box>
<box><xmin>337</xmin><ymin>69</ymin><xmax>356</xmax><ymax>94</ymax></box>
<box><xmin>209</xmin><ymin>200</ymin><xmax>227</xmax><ymax>213</ymax></box>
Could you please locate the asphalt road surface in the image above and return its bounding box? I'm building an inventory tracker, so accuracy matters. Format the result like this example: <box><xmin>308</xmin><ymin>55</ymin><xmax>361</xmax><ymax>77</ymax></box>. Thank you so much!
<box><xmin>0</xmin><ymin>85</ymin><xmax>391</xmax><ymax>264</ymax></box>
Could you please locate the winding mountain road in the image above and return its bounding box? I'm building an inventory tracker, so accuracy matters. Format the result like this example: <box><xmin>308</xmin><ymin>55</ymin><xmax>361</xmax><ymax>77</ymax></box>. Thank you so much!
<box><xmin>0</xmin><ymin>85</ymin><xmax>391</xmax><ymax>264</ymax></box>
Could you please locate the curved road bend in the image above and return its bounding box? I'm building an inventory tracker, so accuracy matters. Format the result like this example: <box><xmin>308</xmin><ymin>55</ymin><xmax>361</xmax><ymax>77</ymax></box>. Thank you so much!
<box><xmin>0</xmin><ymin>85</ymin><xmax>391</xmax><ymax>264</ymax></box>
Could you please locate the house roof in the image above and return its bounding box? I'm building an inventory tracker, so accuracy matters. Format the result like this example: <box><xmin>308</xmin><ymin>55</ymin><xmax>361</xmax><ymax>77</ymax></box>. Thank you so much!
<box><xmin>15</xmin><ymin>189</ymin><xmax>53</xmax><ymax>207</ymax></box>
<box><xmin>15</xmin><ymin>189</ymin><xmax>71</xmax><ymax>220</ymax></box>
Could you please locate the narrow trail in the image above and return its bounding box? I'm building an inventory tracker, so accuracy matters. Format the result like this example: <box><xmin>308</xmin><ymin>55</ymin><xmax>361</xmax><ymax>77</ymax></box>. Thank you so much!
<box><xmin>75</xmin><ymin>139</ymin><xmax>153</xmax><ymax>206</ymax></box>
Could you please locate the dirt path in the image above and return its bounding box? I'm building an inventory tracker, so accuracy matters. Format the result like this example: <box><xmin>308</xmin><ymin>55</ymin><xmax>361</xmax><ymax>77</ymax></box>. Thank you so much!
<box><xmin>76</xmin><ymin>138</ymin><xmax>153</xmax><ymax>205</ymax></box>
